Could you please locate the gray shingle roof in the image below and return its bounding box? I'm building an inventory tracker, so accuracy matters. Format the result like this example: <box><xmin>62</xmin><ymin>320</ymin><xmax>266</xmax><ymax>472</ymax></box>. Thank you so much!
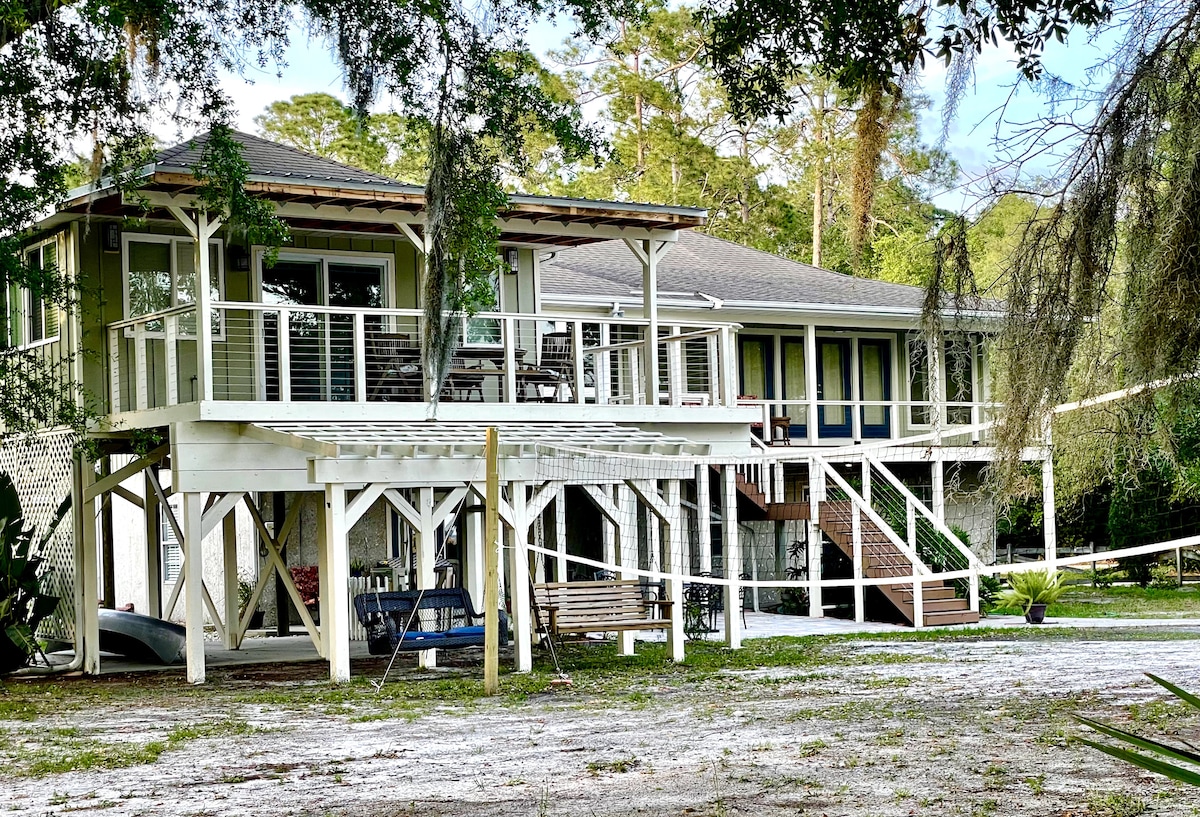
<box><xmin>155</xmin><ymin>130</ymin><xmax>414</xmax><ymax>188</ymax></box>
<box><xmin>543</xmin><ymin>231</ymin><xmax>954</xmax><ymax>312</ymax></box>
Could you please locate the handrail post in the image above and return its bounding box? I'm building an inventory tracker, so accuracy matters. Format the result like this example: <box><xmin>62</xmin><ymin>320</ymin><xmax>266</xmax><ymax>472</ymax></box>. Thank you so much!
<box><xmin>968</xmin><ymin>565</ymin><xmax>981</xmax><ymax>613</ymax></box>
<box><xmin>277</xmin><ymin>309</ymin><xmax>291</xmax><ymax>402</ymax></box>
<box><xmin>597</xmin><ymin>323</ymin><xmax>612</xmax><ymax>404</ymax></box>
<box><xmin>353</xmin><ymin>312</ymin><xmax>367</xmax><ymax>402</ymax></box>
<box><xmin>133</xmin><ymin>322</ymin><xmax>148</xmax><ymax>410</ymax></box>
<box><xmin>572</xmin><ymin>320</ymin><xmax>585</xmax><ymax>404</ymax></box>
<box><xmin>165</xmin><ymin>313</ymin><xmax>179</xmax><ymax>406</ymax></box>
<box><xmin>808</xmin><ymin>456</ymin><xmax>824</xmax><ymax>617</ymax></box>
<box><xmin>108</xmin><ymin>327</ymin><xmax>121</xmax><ymax>413</ymax></box>
<box><xmin>503</xmin><ymin>317</ymin><xmax>517</xmax><ymax>403</ymax></box>
<box><xmin>719</xmin><ymin>325</ymin><xmax>736</xmax><ymax>407</ymax></box>
<box><xmin>852</xmin><ymin>492</ymin><xmax>865</xmax><ymax>623</ymax></box>
<box><xmin>912</xmin><ymin>567</ymin><xmax>925</xmax><ymax>629</ymax></box>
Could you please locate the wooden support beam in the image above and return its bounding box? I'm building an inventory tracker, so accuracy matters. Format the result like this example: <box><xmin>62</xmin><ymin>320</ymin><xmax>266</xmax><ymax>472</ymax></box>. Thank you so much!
<box><xmin>222</xmin><ymin>506</ymin><xmax>240</xmax><ymax>649</ymax></box>
<box><xmin>416</xmin><ymin>487</ymin><xmax>436</xmax><ymax>669</ymax></box>
<box><xmin>664</xmin><ymin>480</ymin><xmax>685</xmax><ymax>662</ymax></box>
<box><xmin>346</xmin><ymin>482</ymin><xmax>387</xmax><ymax>528</ymax></box>
<box><xmin>84</xmin><ymin>444</ymin><xmax>169</xmax><ymax>501</ymax></box>
<box><xmin>614</xmin><ymin>484</ymin><xmax>637</xmax><ymax>656</ymax></box>
<box><xmin>243</xmin><ymin>495</ymin><xmax>322</xmax><ymax>653</ymax></box>
<box><xmin>76</xmin><ymin>457</ymin><xmax>101</xmax><ymax>675</ymax></box>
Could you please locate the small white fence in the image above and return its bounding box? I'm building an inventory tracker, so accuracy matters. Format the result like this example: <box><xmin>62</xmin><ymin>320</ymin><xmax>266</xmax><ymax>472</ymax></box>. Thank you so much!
<box><xmin>347</xmin><ymin>575</ymin><xmax>393</xmax><ymax>641</ymax></box>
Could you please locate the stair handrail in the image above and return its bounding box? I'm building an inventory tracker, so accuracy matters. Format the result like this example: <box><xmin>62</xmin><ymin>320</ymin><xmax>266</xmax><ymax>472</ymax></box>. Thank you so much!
<box><xmin>865</xmin><ymin>456</ymin><xmax>983</xmax><ymax>569</ymax></box>
<box><xmin>811</xmin><ymin>454</ymin><xmax>933</xmax><ymax>577</ymax></box>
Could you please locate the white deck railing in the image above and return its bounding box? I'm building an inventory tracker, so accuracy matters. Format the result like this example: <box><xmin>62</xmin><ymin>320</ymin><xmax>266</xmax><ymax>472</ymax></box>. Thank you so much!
<box><xmin>735</xmin><ymin>396</ymin><xmax>999</xmax><ymax>446</ymax></box>
<box><xmin>106</xmin><ymin>302</ymin><xmax>741</xmax><ymax>413</ymax></box>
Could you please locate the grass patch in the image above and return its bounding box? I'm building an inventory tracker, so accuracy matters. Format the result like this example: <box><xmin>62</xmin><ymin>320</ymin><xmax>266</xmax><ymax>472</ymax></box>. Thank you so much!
<box><xmin>992</xmin><ymin>584</ymin><xmax>1200</xmax><ymax>619</ymax></box>
<box><xmin>1087</xmin><ymin>791</ymin><xmax>1147</xmax><ymax>817</ymax></box>
<box><xmin>586</xmin><ymin>756</ymin><xmax>640</xmax><ymax>775</ymax></box>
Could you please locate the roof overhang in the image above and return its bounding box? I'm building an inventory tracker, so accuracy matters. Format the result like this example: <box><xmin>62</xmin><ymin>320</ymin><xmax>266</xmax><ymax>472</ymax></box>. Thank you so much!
<box><xmin>52</xmin><ymin>168</ymin><xmax>706</xmax><ymax>247</ymax></box>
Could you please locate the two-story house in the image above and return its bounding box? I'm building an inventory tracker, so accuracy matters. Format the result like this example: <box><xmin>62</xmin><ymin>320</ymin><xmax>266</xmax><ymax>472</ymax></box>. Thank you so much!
<box><xmin>3</xmin><ymin>131</ymin><xmax>1040</xmax><ymax>684</ymax></box>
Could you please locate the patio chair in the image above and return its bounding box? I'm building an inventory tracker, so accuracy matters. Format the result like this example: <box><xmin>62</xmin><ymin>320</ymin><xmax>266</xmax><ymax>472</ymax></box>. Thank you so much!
<box><xmin>525</xmin><ymin>331</ymin><xmax>574</xmax><ymax>402</ymax></box>
<box><xmin>367</xmin><ymin>333</ymin><xmax>421</xmax><ymax>401</ymax></box>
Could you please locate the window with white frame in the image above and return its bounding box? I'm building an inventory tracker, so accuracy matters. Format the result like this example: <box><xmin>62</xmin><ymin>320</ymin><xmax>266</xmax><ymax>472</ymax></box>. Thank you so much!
<box><xmin>123</xmin><ymin>234</ymin><xmax>224</xmax><ymax>334</ymax></box>
<box><xmin>463</xmin><ymin>269</ymin><xmax>502</xmax><ymax>346</ymax></box>
<box><xmin>5</xmin><ymin>240</ymin><xmax>61</xmax><ymax>348</ymax></box>
<box><xmin>907</xmin><ymin>332</ymin><xmax>976</xmax><ymax>426</ymax></box>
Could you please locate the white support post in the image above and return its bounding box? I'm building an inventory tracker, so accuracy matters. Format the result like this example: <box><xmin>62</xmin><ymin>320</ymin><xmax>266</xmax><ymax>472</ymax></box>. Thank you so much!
<box><xmin>222</xmin><ymin>508</ymin><xmax>240</xmax><ymax>649</ymax></box>
<box><xmin>641</xmin><ymin>240</ymin><xmax>660</xmax><ymax>406</ymax></box>
<box><xmin>165</xmin><ymin>314</ymin><xmax>179</xmax><ymax>406</ymax></box>
<box><xmin>931</xmin><ymin>460</ymin><xmax>946</xmax><ymax>524</ymax></box>
<box><xmin>315</xmin><ymin>498</ymin><xmax>330</xmax><ymax>659</ymax></box>
<box><xmin>76</xmin><ymin>457</ymin><xmax>101</xmax><ymax>674</ymax></box>
<box><xmin>664</xmin><ymin>480</ymin><xmax>685</xmax><ymax>662</ymax></box>
<box><xmin>324</xmin><ymin>483</ymin><xmax>351</xmax><ymax>682</ymax></box>
<box><xmin>1042</xmin><ymin>419</ymin><xmax>1057</xmax><ymax>568</ymax></box>
<box><xmin>708</xmin><ymin>332</ymin><xmax>720</xmax><ymax>406</ymax></box>
<box><xmin>696</xmin><ymin>464</ymin><xmax>712</xmax><ymax>573</ymax></box>
<box><xmin>466</xmin><ymin>510</ymin><xmax>484</xmax><ymax>605</ymax></box>
<box><xmin>554</xmin><ymin>486</ymin><xmax>568</xmax><ymax>581</ymax></box>
<box><xmin>194</xmin><ymin>212</ymin><xmax>214</xmax><ymax>401</ymax></box>
<box><xmin>598</xmin><ymin>323</ymin><xmax>612</xmax><ymax>404</ymax></box>
<box><xmin>416</xmin><ymin>486</ymin><xmax>436</xmax><ymax>668</ymax></box>
<box><xmin>805</xmin><ymin>325</ymin><xmax>819</xmax><ymax>444</ymax></box>
<box><xmin>353</xmin><ymin>312</ymin><xmax>367</xmax><ymax>402</ymax></box>
<box><xmin>144</xmin><ymin>466</ymin><xmax>162</xmax><ymax>619</ymax></box>
<box><xmin>852</xmin><ymin>495</ymin><xmax>865</xmax><ymax>624</ymax></box>
<box><xmin>572</xmin><ymin>320</ymin><xmax>586</xmax><ymax>404</ymax></box>
<box><xmin>719</xmin><ymin>326</ymin><xmax>736</xmax><ymax>407</ymax></box>
<box><xmin>721</xmin><ymin>467</ymin><xmax>742</xmax><ymax>648</ymax></box>
<box><xmin>134</xmin><ymin>324</ymin><xmax>148</xmax><ymax>410</ymax></box>
<box><xmin>277</xmin><ymin>310</ymin><xmax>291</xmax><ymax>401</ymax></box>
<box><xmin>510</xmin><ymin>481</ymin><xmax>533</xmax><ymax>673</ymax></box>
<box><xmin>182</xmin><ymin>491</ymin><xmax>206</xmax><ymax>684</ymax></box>
<box><xmin>807</xmin><ymin>460</ymin><xmax>823</xmax><ymax>617</ymax></box>
<box><xmin>666</xmin><ymin>325</ymin><xmax>683</xmax><ymax>405</ymax></box>
<box><xmin>615</xmin><ymin>483</ymin><xmax>637</xmax><ymax>656</ymax></box>
<box><xmin>911</xmin><ymin>570</ymin><xmax>925</xmax><ymax>630</ymax></box>
<box><xmin>503</xmin><ymin>317</ymin><xmax>517</xmax><ymax>402</ymax></box>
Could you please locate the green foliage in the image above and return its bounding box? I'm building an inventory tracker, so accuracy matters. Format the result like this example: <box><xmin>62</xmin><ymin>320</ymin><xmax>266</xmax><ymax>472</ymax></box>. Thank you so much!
<box><xmin>995</xmin><ymin>570</ymin><xmax>1066</xmax><ymax>614</ymax></box>
<box><xmin>978</xmin><ymin>574</ymin><xmax>1003</xmax><ymax>615</ymax></box>
<box><xmin>0</xmin><ymin>473</ymin><xmax>60</xmax><ymax>675</ymax></box>
<box><xmin>255</xmin><ymin>93</ymin><xmax>427</xmax><ymax>183</ymax></box>
<box><xmin>1076</xmin><ymin>673</ymin><xmax>1200</xmax><ymax>788</ymax></box>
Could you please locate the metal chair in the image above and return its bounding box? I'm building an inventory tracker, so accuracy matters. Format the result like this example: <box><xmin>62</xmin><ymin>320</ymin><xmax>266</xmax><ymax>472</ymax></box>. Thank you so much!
<box><xmin>367</xmin><ymin>333</ymin><xmax>421</xmax><ymax>401</ymax></box>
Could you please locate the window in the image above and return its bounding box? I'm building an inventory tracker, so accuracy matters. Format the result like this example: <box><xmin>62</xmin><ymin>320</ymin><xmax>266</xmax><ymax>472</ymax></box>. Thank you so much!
<box><xmin>463</xmin><ymin>270</ymin><xmax>501</xmax><ymax>346</ymax></box>
<box><xmin>123</xmin><ymin>234</ymin><xmax>223</xmax><ymax>334</ymax></box>
<box><xmin>6</xmin><ymin>240</ymin><xmax>61</xmax><ymax>348</ymax></box>
<box><xmin>907</xmin><ymin>332</ymin><xmax>977</xmax><ymax>426</ymax></box>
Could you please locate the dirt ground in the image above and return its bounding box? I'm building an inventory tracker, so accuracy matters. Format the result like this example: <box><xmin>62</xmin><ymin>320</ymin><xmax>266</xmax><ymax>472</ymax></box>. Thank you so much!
<box><xmin>3</xmin><ymin>630</ymin><xmax>1200</xmax><ymax>817</ymax></box>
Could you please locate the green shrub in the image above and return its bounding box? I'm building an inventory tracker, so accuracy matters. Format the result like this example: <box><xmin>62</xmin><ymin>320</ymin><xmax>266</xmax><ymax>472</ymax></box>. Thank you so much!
<box><xmin>1149</xmin><ymin>563</ymin><xmax>1180</xmax><ymax>590</ymax></box>
<box><xmin>0</xmin><ymin>474</ymin><xmax>61</xmax><ymax>675</ymax></box>
<box><xmin>978</xmin><ymin>574</ymin><xmax>1003</xmax><ymax>615</ymax></box>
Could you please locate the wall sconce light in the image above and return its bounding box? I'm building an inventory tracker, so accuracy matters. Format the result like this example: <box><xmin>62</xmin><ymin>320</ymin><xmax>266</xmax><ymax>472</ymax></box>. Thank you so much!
<box><xmin>103</xmin><ymin>222</ymin><xmax>121</xmax><ymax>253</ymax></box>
<box><xmin>231</xmin><ymin>246</ymin><xmax>250</xmax><ymax>272</ymax></box>
<box><xmin>504</xmin><ymin>247</ymin><xmax>520</xmax><ymax>274</ymax></box>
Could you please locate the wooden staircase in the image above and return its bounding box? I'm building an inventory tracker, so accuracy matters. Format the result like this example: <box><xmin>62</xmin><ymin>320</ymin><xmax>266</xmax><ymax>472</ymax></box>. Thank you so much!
<box><xmin>818</xmin><ymin>500</ymin><xmax>979</xmax><ymax>627</ymax></box>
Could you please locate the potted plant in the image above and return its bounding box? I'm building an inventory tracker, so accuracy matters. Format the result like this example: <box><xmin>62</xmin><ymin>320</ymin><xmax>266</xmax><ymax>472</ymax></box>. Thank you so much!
<box><xmin>996</xmin><ymin>569</ymin><xmax>1066</xmax><ymax>624</ymax></box>
<box><xmin>237</xmin><ymin>575</ymin><xmax>265</xmax><ymax>630</ymax></box>
<box><xmin>0</xmin><ymin>475</ymin><xmax>60</xmax><ymax>675</ymax></box>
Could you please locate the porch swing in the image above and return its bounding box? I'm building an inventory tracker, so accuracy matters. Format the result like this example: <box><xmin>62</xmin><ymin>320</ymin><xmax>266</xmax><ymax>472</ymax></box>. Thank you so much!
<box><xmin>353</xmin><ymin>491</ymin><xmax>509</xmax><ymax>658</ymax></box>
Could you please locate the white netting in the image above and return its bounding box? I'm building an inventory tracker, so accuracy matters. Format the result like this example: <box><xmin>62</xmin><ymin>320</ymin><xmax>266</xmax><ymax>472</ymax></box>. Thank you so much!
<box><xmin>0</xmin><ymin>430</ymin><xmax>76</xmax><ymax>641</ymax></box>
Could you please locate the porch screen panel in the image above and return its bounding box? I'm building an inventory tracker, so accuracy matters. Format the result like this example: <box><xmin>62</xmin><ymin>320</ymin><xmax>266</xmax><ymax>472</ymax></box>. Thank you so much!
<box><xmin>740</xmin><ymin>338</ymin><xmax>767</xmax><ymax>398</ymax></box>
<box><xmin>127</xmin><ymin>241</ymin><xmax>171</xmax><ymax>329</ymax></box>
<box><xmin>908</xmin><ymin>335</ymin><xmax>931</xmax><ymax>425</ymax></box>
<box><xmin>945</xmin><ymin>336</ymin><xmax>974</xmax><ymax>425</ymax></box>
<box><xmin>821</xmin><ymin>342</ymin><xmax>847</xmax><ymax>427</ymax></box>
<box><xmin>782</xmin><ymin>339</ymin><xmax>806</xmax><ymax>426</ymax></box>
<box><xmin>328</xmin><ymin>263</ymin><xmax>384</xmax><ymax>401</ymax></box>
<box><xmin>262</xmin><ymin>260</ymin><xmax>322</xmax><ymax>401</ymax></box>
<box><xmin>861</xmin><ymin>343</ymin><xmax>886</xmax><ymax>426</ymax></box>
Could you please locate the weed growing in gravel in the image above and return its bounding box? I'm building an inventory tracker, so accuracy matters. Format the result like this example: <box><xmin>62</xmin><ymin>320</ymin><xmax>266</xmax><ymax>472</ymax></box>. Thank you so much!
<box><xmin>1088</xmin><ymin>791</ymin><xmax>1147</xmax><ymax>817</ymax></box>
<box><xmin>586</xmin><ymin>757</ymin><xmax>640</xmax><ymax>775</ymax></box>
<box><xmin>1024</xmin><ymin>774</ymin><xmax>1046</xmax><ymax>794</ymax></box>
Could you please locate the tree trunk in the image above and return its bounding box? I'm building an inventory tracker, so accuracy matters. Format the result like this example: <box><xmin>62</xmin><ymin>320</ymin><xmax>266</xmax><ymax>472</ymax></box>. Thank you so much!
<box><xmin>812</xmin><ymin>89</ymin><xmax>826</xmax><ymax>268</ymax></box>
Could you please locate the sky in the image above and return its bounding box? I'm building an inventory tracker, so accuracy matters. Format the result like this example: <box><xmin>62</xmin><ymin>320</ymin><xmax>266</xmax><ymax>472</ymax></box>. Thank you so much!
<box><xmin>207</xmin><ymin>14</ymin><xmax>1112</xmax><ymax>215</ymax></box>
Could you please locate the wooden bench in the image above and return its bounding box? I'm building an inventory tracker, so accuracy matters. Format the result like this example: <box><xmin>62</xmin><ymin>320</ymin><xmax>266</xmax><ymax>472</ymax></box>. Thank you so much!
<box><xmin>352</xmin><ymin>588</ymin><xmax>508</xmax><ymax>655</ymax></box>
<box><xmin>533</xmin><ymin>580</ymin><xmax>672</xmax><ymax>637</ymax></box>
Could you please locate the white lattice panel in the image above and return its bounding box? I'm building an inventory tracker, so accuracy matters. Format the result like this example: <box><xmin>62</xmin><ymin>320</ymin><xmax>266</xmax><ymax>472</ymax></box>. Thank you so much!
<box><xmin>0</xmin><ymin>430</ymin><xmax>76</xmax><ymax>641</ymax></box>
